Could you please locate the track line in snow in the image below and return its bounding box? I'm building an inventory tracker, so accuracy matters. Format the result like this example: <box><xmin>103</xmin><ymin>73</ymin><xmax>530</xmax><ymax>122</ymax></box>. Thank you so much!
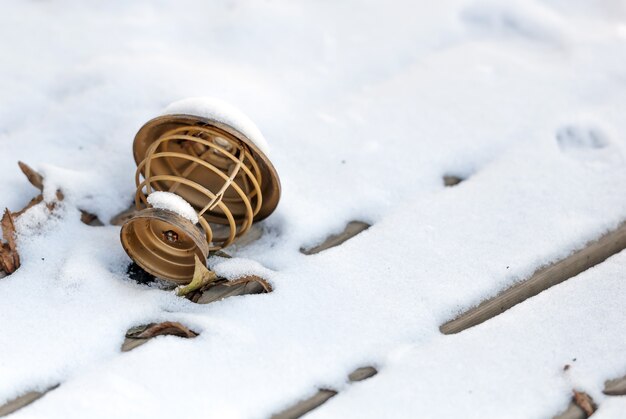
<box><xmin>440</xmin><ymin>221</ymin><xmax>626</xmax><ymax>334</ymax></box>
<box><xmin>300</xmin><ymin>221</ymin><xmax>371</xmax><ymax>255</ymax></box>
<box><xmin>0</xmin><ymin>385</ymin><xmax>59</xmax><ymax>418</ymax></box>
<box><xmin>271</xmin><ymin>367</ymin><xmax>378</xmax><ymax>419</ymax></box>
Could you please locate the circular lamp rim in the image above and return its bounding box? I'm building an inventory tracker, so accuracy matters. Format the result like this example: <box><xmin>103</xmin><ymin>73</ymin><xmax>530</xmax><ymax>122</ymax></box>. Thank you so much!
<box><xmin>133</xmin><ymin>114</ymin><xmax>281</xmax><ymax>222</ymax></box>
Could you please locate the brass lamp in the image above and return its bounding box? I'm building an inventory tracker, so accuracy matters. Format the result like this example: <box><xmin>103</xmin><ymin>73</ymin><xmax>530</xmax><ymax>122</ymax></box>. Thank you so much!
<box><xmin>120</xmin><ymin>107</ymin><xmax>280</xmax><ymax>284</ymax></box>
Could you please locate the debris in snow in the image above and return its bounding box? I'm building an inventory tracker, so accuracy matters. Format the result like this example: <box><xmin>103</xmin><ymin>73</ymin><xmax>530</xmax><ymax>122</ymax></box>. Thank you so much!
<box><xmin>572</xmin><ymin>390</ymin><xmax>596</xmax><ymax>417</ymax></box>
<box><xmin>126</xmin><ymin>322</ymin><xmax>198</xmax><ymax>339</ymax></box>
<box><xmin>11</xmin><ymin>195</ymin><xmax>45</xmax><ymax>219</ymax></box>
<box><xmin>192</xmin><ymin>277</ymin><xmax>267</xmax><ymax>304</ymax></box>
<box><xmin>603</xmin><ymin>374</ymin><xmax>626</xmax><ymax>396</ymax></box>
<box><xmin>13</xmin><ymin>162</ymin><xmax>99</xmax><ymax>225</ymax></box>
<box><xmin>300</xmin><ymin>221</ymin><xmax>371</xmax><ymax>255</ymax></box>
<box><xmin>443</xmin><ymin>175</ymin><xmax>464</xmax><ymax>187</ymax></box>
<box><xmin>79</xmin><ymin>211</ymin><xmax>103</xmax><ymax>226</ymax></box>
<box><xmin>17</xmin><ymin>162</ymin><xmax>63</xmax><ymax>202</ymax></box>
<box><xmin>163</xmin><ymin>97</ymin><xmax>270</xmax><ymax>155</ymax></box>
<box><xmin>348</xmin><ymin>366</ymin><xmax>378</xmax><ymax>382</ymax></box>
<box><xmin>0</xmin><ymin>209</ymin><xmax>20</xmax><ymax>274</ymax></box>
<box><xmin>147</xmin><ymin>191</ymin><xmax>199</xmax><ymax>224</ymax></box>
<box><xmin>122</xmin><ymin>322</ymin><xmax>198</xmax><ymax>352</ymax></box>
<box><xmin>18</xmin><ymin>161</ymin><xmax>44</xmax><ymax>191</ymax></box>
<box><xmin>180</xmin><ymin>255</ymin><xmax>271</xmax><ymax>302</ymax></box>
<box><xmin>272</xmin><ymin>366</ymin><xmax>378</xmax><ymax>418</ymax></box>
<box><xmin>225</xmin><ymin>275</ymin><xmax>272</xmax><ymax>293</ymax></box>
<box><xmin>272</xmin><ymin>389</ymin><xmax>338</xmax><ymax>419</ymax></box>
<box><xmin>0</xmin><ymin>385</ymin><xmax>59</xmax><ymax>417</ymax></box>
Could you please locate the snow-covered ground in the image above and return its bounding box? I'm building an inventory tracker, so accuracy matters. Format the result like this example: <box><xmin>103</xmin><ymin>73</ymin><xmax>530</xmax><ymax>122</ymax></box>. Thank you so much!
<box><xmin>1</xmin><ymin>0</ymin><xmax>626</xmax><ymax>417</ymax></box>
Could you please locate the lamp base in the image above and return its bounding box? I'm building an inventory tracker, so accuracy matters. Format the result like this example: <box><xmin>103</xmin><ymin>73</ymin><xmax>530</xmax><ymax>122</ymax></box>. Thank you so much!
<box><xmin>120</xmin><ymin>208</ymin><xmax>209</xmax><ymax>284</ymax></box>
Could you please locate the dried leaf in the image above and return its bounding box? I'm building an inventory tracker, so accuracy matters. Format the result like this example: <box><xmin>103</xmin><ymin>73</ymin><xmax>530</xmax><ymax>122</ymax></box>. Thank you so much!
<box><xmin>125</xmin><ymin>323</ymin><xmax>156</xmax><ymax>338</ymax></box>
<box><xmin>224</xmin><ymin>275</ymin><xmax>272</xmax><ymax>292</ymax></box>
<box><xmin>17</xmin><ymin>161</ymin><xmax>44</xmax><ymax>191</ymax></box>
<box><xmin>0</xmin><ymin>246</ymin><xmax>15</xmax><ymax>274</ymax></box>
<box><xmin>80</xmin><ymin>210</ymin><xmax>103</xmax><ymax>226</ymax></box>
<box><xmin>11</xmin><ymin>195</ymin><xmax>44</xmax><ymax>218</ymax></box>
<box><xmin>127</xmin><ymin>322</ymin><xmax>198</xmax><ymax>339</ymax></box>
<box><xmin>1</xmin><ymin>209</ymin><xmax>19</xmax><ymax>273</ymax></box>
<box><xmin>175</xmin><ymin>255</ymin><xmax>218</xmax><ymax>296</ymax></box>
<box><xmin>572</xmin><ymin>390</ymin><xmax>595</xmax><ymax>417</ymax></box>
<box><xmin>2</xmin><ymin>209</ymin><xmax>17</xmax><ymax>252</ymax></box>
<box><xmin>0</xmin><ymin>162</ymin><xmax>66</xmax><ymax>277</ymax></box>
<box><xmin>184</xmin><ymin>285</ymin><xmax>210</xmax><ymax>302</ymax></box>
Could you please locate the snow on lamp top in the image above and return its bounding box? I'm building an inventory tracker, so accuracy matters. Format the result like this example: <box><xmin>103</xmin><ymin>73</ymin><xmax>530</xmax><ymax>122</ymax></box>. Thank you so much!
<box><xmin>163</xmin><ymin>97</ymin><xmax>270</xmax><ymax>155</ymax></box>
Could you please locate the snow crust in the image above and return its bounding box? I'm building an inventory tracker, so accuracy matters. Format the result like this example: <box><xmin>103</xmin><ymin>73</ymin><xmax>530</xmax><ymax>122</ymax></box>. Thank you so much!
<box><xmin>0</xmin><ymin>0</ymin><xmax>626</xmax><ymax>418</ymax></box>
<box><xmin>163</xmin><ymin>97</ymin><xmax>270</xmax><ymax>155</ymax></box>
<box><xmin>147</xmin><ymin>191</ymin><xmax>199</xmax><ymax>224</ymax></box>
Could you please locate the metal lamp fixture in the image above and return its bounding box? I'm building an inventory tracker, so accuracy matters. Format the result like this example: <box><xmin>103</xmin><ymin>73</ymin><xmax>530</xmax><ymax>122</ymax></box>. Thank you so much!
<box><xmin>120</xmin><ymin>109</ymin><xmax>280</xmax><ymax>284</ymax></box>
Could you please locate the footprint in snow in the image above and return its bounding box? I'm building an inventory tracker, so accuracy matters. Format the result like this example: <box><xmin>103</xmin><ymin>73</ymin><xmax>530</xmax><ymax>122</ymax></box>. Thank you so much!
<box><xmin>556</xmin><ymin>124</ymin><xmax>621</xmax><ymax>167</ymax></box>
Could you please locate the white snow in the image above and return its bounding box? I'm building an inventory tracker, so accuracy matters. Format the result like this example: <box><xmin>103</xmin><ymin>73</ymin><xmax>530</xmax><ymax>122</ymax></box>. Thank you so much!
<box><xmin>146</xmin><ymin>191</ymin><xmax>199</xmax><ymax>224</ymax></box>
<box><xmin>0</xmin><ymin>0</ymin><xmax>626</xmax><ymax>418</ymax></box>
<box><xmin>163</xmin><ymin>97</ymin><xmax>271</xmax><ymax>155</ymax></box>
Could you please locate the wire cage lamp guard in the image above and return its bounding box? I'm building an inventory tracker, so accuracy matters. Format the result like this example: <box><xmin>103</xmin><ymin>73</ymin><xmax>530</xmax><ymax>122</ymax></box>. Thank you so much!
<box><xmin>121</xmin><ymin>114</ymin><xmax>280</xmax><ymax>284</ymax></box>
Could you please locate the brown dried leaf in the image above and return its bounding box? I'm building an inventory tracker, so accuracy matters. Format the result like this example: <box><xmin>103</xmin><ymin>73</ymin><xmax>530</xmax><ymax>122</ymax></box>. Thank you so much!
<box><xmin>224</xmin><ymin>275</ymin><xmax>273</xmax><ymax>292</ymax></box>
<box><xmin>11</xmin><ymin>192</ymin><xmax>62</xmax><ymax>220</ymax></box>
<box><xmin>573</xmin><ymin>390</ymin><xmax>596</xmax><ymax>417</ymax></box>
<box><xmin>0</xmin><ymin>246</ymin><xmax>15</xmax><ymax>274</ymax></box>
<box><xmin>17</xmin><ymin>161</ymin><xmax>44</xmax><ymax>191</ymax></box>
<box><xmin>80</xmin><ymin>210</ymin><xmax>103</xmax><ymax>226</ymax></box>
<box><xmin>2</xmin><ymin>209</ymin><xmax>17</xmax><ymax>251</ymax></box>
<box><xmin>14</xmin><ymin>161</ymin><xmax>63</xmax><ymax>215</ymax></box>
<box><xmin>128</xmin><ymin>322</ymin><xmax>198</xmax><ymax>339</ymax></box>
<box><xmin>11</xmin><ymin>195</ymin><xmax>44</xmax><ymax>218</ymax></box>
<box><xmin>1</xmin><ymin>209</ymin><xmax>19</xmax><ymax>273</ymax></box>
<box><xmin>125</xmin><ymin>323</ymin><xmax>155</xmax><ymax>338</ymax></box>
